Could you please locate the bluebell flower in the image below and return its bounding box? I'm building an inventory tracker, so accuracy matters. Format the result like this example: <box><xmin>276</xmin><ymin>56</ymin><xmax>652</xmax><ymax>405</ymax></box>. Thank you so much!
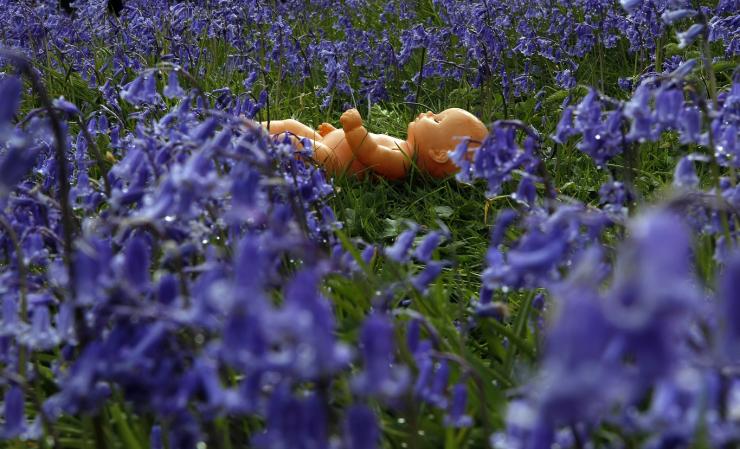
<box><xmin>719</xmin><ymin>252</ymin><xmax>740</xmax><ymax>361</ymax></box>
<box><xmin>123</xmin><ymin>235</ymin><xmax>151</xmax><ymax>291</ymax></box>
<box><xmin>606</xmin><ymin>211</ymin><xmax>699</xmax><ymax>382</ymax></box>
<box><xmin>625</xmin><ymin>82</ymin><xmax>655</xmax><ymax>142</ymax></box>
<box><xmin>344</xmin><ymin>404</ymin><xmax>379</xmax><ymax>449</ymax></box>
<box><xmin>252</xmin><ymin>386</ymin><xmax>329</xmax><ymax>449</ymax></box>
<box><xmin>677</xmin><ymin>24</ymin><xmax>704</xmax><ymax>49</ymax></box>
<box><xmin>0</xmin><ymin>144</ymin><xmax>40</xmax><ymax>198</ymax></box>
<box><xmin>673</xmin><ymin>156</ymin><xmax>699</xmax><ymax>188</ymax></box>
<box><xmin>411</xmin><ymin>261</ymin><xmax>448</xmax><ymax>293</ymax></box>
<box><xmin>19</xmin><ymin>304</ymin><xmax>60</xmax><ymax>351</ymax></box>
<box><xmin>120</xmin><ymin>74</ymin><xmax>149</xmax><ymax>105</ymax></box>
<box><xmin>552</xmin><ymin>106</ymin><xmax>575</xmax><ymax>145</ymax></box>
<box><xmin>352</xmin><ymin>313</ymin><xmax>409</xmax><ymax>399</ymax></box>
<box><xmin>490</xmin><ymin>209</ymin><xmax>518</xmax><ymax>247</ymax></box>
<box><xmin>678</xmin><ymin>106</ymin><xmax>703</xmax><ymax>144</ymax></box>
<box><xmin>449</xmin><ymin>138</ymin><xmax>472</xmax><ymax>182</ymax></box>
<box><xmin>661</xmin><ymin>9</ymin><xmax>697</xmax><ymax>25</ymax></box>
<box><xmin>0</xmin><ymin>76</ymin><xmax>22</xmax><ymax>135</ymax></box>
<box><xmin>52</xmin><ymin>97</ymin><xmax>80</xmax><ymax>116</ymax></box>
<box><xmin>599</xmin><ymin>180</ymin><xmax>631</xmax><ymax>214</ymax></box>
<box><xmin>2</xmin><ymin>386</ymin><xmax>24</xmax><ymax>438</ymax></box>
<box><xmin>554</xmin><ymin>69</ymin><xmax>576</xmax><ymax>89</ymax></box>
<box><xmin>422</xmin><ymin>359</ymin><xmax>450</xmax><ymax>408</ymax></box>
<box><xmin>618</xmin><ymin>77</ymin><xmax>634</xmax><ymax>92</ymax></box>
<box><xmin>414</xmin><ymin>231</ymin><xmax>444</xmax><ymax>262</ymax></box>
<box><xmin>506</xmin><ymin>230</ymin><xmax>568</xmax><ymax>279</ymax></box>
<box><xmin>512</xmin><ymin>175</ymin><xmax>536</xmax><ymax>206</ymax></box>
<box><xmin>163</xmin><ymin>71</ymin><xmax>185</xmax><ymax>99</ymax></box>
<box><xmin>444</xmin><ymin>382</ymin><xmax>473</xmax><ymax>428</ymax></box>
<box><xmin>275</xmin><ymin>269</ymin><xmax>352</xmax><ymax>378</ymax></box>
<box><xmin>668</xmin><ymin>59</ymin><xmax>697</xmax><ymax>79</ymax></box>
<box><xmin>385</xmin><ymin>224</ymin><xmax>419</xmax><ymax>263</ymax></box>
<box><xmin>654</xmin><ymin>88</ymin><xmax>684</xmax><ymax>128</ymax></box>
<box><xmin>150</xmin><ymin>425</ymin><xmax>163</xmax><ymax>449</ymax></box>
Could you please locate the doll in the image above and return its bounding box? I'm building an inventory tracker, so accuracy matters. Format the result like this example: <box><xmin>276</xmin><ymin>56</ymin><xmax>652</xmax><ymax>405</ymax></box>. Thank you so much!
<box><xmin>262</xmin><ymin>108</ymin><xmax>488</xmax><ymax>180</ymax></box>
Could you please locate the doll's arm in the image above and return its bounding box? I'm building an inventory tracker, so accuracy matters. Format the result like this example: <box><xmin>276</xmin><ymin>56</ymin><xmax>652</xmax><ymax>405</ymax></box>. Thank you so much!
<box><xmin>261</xmin><ymin>119</ymin><xmax>321</xmax><ymax>141</ymax></box>
<box><xmin>340</xmin><ymin>109</ymin><xmax>411</xmax><ymax>180</ymax></box>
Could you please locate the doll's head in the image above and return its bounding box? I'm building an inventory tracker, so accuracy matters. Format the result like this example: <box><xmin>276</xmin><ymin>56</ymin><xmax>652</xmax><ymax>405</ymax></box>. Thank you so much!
<box><xmin>407</xmin><ymin>108</ymin><xmax>488</xmax><ymax>178</ymax></box>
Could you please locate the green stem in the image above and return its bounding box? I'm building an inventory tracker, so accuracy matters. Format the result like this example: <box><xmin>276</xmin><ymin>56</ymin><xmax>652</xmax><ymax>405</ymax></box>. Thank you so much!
<box><xmin>413</xmin><ymin>47</ymin><xmax>427</xmax><ymax>117</ymax></box>
<box><xmin>1</xmin><ymin>51</ymin><xmax>78</xmax><ymax>301</ymax></box>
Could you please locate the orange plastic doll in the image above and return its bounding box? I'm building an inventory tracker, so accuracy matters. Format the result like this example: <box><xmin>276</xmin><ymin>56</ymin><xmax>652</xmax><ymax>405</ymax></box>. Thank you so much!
<box><xmin>261</xmin><ymin>108</ymin><xmax>488</xmax><ymax>180</ymax></box>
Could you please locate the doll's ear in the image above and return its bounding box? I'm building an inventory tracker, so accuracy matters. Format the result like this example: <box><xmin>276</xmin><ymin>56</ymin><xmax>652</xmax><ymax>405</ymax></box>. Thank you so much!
<box><xmin>428</xmin><ymin>147</ymin><xmax>450</xmax><ymax>164</ymax></box>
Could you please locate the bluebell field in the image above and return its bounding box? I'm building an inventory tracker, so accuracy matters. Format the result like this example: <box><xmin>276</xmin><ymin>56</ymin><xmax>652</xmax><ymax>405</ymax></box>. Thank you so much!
<box><xmin>0</xmin><ymin>0</ymin><xmax>738</xmax><ymax>448</ymax></box>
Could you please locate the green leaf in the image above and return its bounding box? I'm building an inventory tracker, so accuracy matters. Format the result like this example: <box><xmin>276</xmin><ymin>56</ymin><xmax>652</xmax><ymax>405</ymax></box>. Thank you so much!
<box><xmin>434</xmin><ymin>205</ymin><xmax>454</xmax><ymax>218</ymax></box>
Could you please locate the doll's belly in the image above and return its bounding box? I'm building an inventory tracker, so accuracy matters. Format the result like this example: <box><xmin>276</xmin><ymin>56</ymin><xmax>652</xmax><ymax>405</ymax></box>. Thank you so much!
<box><xmin>318</xmin><ymin>131</ymin><xmax>367</xmax><ymax>176</ymax></box>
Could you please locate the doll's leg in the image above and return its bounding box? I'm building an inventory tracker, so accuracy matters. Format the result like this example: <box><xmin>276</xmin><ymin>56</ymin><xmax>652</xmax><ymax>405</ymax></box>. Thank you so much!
<box><xmin>262</xmin><ymin>119</ymin><xmax>321</xmax><ymax>141</ymax></box>
<box><xmin>340</xmin><ymin>109</ymin><xmax>412</xmax><ymax>180</ymax></box>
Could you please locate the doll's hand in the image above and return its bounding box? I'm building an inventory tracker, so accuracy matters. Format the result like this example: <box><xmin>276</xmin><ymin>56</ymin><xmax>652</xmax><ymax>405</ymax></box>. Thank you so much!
<box><xmin>340</xmin><ymin>108</ymin><xmax>363</xmax><ymax>132</ymax></box>
<box><xmin>317</xmin><ymin>122</ymin><xmax>336</xmax><ymax>137</ymax></box>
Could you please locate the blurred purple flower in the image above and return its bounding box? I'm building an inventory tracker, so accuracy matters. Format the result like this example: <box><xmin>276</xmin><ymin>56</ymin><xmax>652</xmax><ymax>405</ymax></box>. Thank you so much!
<box><xmin>677</xmin><ymin>24</ymin><xmax>704</xmax><ymax>49</ymax></box>
<box><xmin>444</xmin><ymin>382</ymin><xmax>473</xmax><ymax>428</ymax></box>
<box><xmin>2</xmin><ymin>386</ymin><xmax>24</xmax><ymax>438</ymax></box>
<box><xmin>352</xmin><ymin>313</ymin><xmax>409</xmax><ymax>399</ymax></box>
<box><xmin>385</xmin><ymin>225</ymin><xmax>419</xmax><ymax>263</ymax></box>
<box><xmin>164</xmin><ymin>71</ymin><xmax>185</xmax><ymax>99</ymax></box>
<box><xmin>344</xmin><ymin>405</ymin><xmax>379</xmax><ymax>449</ymax></box>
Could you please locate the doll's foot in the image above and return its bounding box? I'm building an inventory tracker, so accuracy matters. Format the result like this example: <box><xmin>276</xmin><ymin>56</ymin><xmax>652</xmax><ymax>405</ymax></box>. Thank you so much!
<box><xmin>317</xmin><ymin>122</ymin><xmax>336</xmax><ymax>137</ymax></box>
<box><xmin>340</xmin><ymin>108</ymin><xmax>363</xmax><ymax>131</ymax></box>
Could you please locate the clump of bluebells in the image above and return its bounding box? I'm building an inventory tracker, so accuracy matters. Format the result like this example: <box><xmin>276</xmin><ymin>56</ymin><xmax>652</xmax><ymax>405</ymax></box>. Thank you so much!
<box><xmin>0</xmin><ymin>57</ymin><xmax>469</xmax><ymax>447</ymax></box>
<box><xmin>1</xmin><ymin>0</ymin><xmax>737</xmax><ymax>115</ymax></box>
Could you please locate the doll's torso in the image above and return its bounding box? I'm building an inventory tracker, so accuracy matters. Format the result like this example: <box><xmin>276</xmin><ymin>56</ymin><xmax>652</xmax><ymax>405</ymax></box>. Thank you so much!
<box><xmin>319</xmin><ymin>130</ymin><xmax>409</xmax><ymax>176</ymax></box>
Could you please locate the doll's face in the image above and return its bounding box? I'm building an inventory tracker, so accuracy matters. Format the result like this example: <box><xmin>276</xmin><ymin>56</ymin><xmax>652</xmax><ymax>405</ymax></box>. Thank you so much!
<box><xmin>407</xmin><ymin>108</ymin><xmax>488</xmax><ymax>151</ymax></box>
<box><xmin>407</xmin><ymin>108</ymin><xmax>488</xmax><ymax>176</ymax></box>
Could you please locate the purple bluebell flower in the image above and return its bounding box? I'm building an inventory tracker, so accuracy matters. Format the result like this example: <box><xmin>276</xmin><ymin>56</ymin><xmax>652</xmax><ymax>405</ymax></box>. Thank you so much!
<box><xmin>678</xmin><ymin>106</ymin><xmax>703</xmax><ymax>144</ymax></box>
<box><xmin>719</xmin><ymin>253</ymin><xmax>740</xmax><ymax>361</ymax></box>
<box><xmin>344</xmin><ymin>405</ymin><xmax>379</xmax><ymax>449</ymax></box>
<box><xmin>352</xmin><ymin>313</ymin><xmax>409</xmax><ymax>399</ymax></box>
<box><xmin>654</xmin><ymin>88</ymin><xmax>684</xmax><ymax>127</ymax></box>
<box><xmin>625</xmin><ymin>82</ymin><xmax>655</xmax><ymax>142</ymax></box>
<box><xmin>414</xmin><ymin>231</ymin><xmax>444</xmax><ymax>262</ymax></box>
<box><xmin>411</xmin><ymin>261</ymin><xmax>448</xmax><ymax>293</ymax></box>
<box><xmin>0</xmin><ymin>145</ymin><xmax>40</xmax><ymax>198</ymax></box>
<box><xmin>677</xmin><ymin>24</ymin><xmax>704</xmax><ymax>49</ymax></box>
<box><xmin>120</xmin><ymin>73</ymin><xmax>160</xmax><ymax>105</ymax></box>
<box><xmin>150</xmin><ymin>425</ymin><xmax>163</xmax><ymax>449</ymax></box>
<box><xmin>490</xmin><ymin>209</ymin><xmax>518</xmax><ymax>247</ymax></box>
<box><xmin>2</xmin><ymin>386</ymin><xmax>24</xmax><ymax>438</ymax></box>
<box><xmin>444</xmin><ymin>382</ymin><xmax>473</xmax><ymax>428</ymax></box>
<box><xmin>552</xmin><ymin>106</ymin><xmax>576</xmax><ymax>145</ymax></box>
<box><xmin>20</xmin><ymin>304</ymin><xmax>60</xmax><ymax>350</ymax></box>
<box><xmin>554</xmin><ymin>69</ymin><xmax>576</xmax><ymax>89</ymax></box>
<box><xmin>385</xmin><ymin>225</ymin><xmax>419</xmax><ymax>263</ymax></box>
<box><xmin>163</xmin><ymin>71</ymin><xmax>185</xmax><ymax>99</ymax></box>
<box><xmin>668</xmin><ymin>58</ymin><xmax>697</xmax><ymax>78</ymax></box>
<box><xmin>414</xmin><ymin>356</ymin><xmax>451</xmax><ymax>409</ymax></box>
<box><xmin>122</xmin><ymin>235</ymin><xmax>151</xmax><ymax>291</ymax></box>
<box><xmin>513</xmin><ymin>175</ymin><xmax>536</xmax><ymax>206</ymax></box>
<box><xmin>618</xmin><ymin>77</ymin><xmax>633</xmax><ymax>92</ymax></box>
<box><xmin>0</xmin><ymin>76</ymin><xmax>22</xmax><ymax>132</ymax></box>
<box><xmin>52</xmin><ymin>98</ymin><xmax>80</xmax><ymax>116</ymax></box>
<box><xmin>661</xmin><ymin>9</ymin><xmax>697</xmax><ymax>25</ymax></box>
<box><xmin>673</xmin><ymin>156</ymin><xmax>699</xmax><ymax>188</ymax></box>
